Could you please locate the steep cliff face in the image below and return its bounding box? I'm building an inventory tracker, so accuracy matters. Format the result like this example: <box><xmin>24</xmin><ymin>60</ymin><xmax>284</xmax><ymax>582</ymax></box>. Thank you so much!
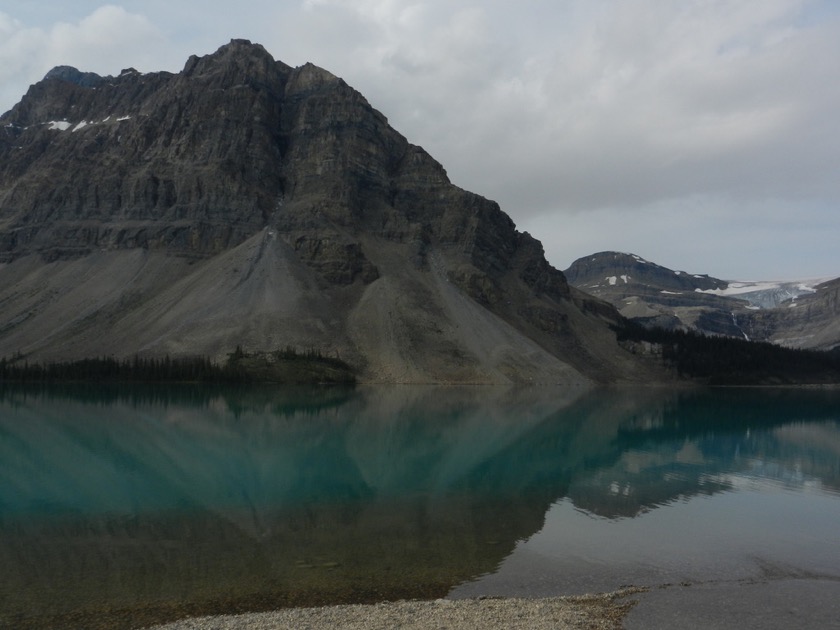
<box><xmin>0</xmin><ymin>40</ymin><xmax>665</xmax><ymax>384</ymax></box>
<box><xmin>0</xmin><ymin>40</ymin><xmax>289</xmax><ymax>261</ymax></box>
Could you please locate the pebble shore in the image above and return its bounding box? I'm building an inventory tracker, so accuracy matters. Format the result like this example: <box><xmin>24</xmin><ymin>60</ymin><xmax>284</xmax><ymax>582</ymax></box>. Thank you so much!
<box><xmin>147</xmin><ymin>590</ymin><xmax>644</xmax><ymax>630</ymax></box>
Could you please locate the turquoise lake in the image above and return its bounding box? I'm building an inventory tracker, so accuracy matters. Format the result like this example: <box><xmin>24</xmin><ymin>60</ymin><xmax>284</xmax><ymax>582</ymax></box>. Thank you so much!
<box><xmin>1</xmin><ymin>384</ymin><xmax>839</xmax><ymax>628</ymax></box>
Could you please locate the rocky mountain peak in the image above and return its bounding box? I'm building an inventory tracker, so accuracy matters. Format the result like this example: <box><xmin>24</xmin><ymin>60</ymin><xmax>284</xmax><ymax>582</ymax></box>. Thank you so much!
<box><xmin>288</xmin><ymin>62</ymin><xmax>342</xmax><ymax>91</ymax></box>
<box><xmin>43</xmin><ymin>65</ymin><xmax>105</xmax><ymax>88</ymax></box>
<box><xmin>0</xmin><ymin>42</ymin><xmax>668</xmax><ymax>384</ymax></box>
<box><xmin>564</xmin><ymin>251</ymin><xmax>744</xmax><ymax>336</ymax></box>
<box><xmin>565</xmin><ymin>251</ymin><xmax>727</xmax><ymax>293</ymax></box>
<box><xmin>183</xmin><ymin>39</ymin><xmax>291</xmax><ymax>84</ymax></box>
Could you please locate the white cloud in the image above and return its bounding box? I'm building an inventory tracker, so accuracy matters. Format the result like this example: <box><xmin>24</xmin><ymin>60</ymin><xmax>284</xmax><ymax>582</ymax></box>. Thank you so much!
<box><xmin>0</xmin><ymin>13</ymin><xmax>43</xmax><ymax>106</ymax></box>
<box><xmin>46</xmin><ymin>5</ymin><xmax>162</xmax><ymax>60</ymax></box>
<box><xmin>0</xmin><ymin>6</ymin><xmax>165</xmax><ymax>109</ymax></box>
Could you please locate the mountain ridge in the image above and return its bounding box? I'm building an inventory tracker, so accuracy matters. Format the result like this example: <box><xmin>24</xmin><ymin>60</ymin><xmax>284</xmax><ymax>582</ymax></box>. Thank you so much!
<box><xmin>564</xmin><ymin>251</ymin><xmax>840</xmax><ymax>351</ymax></box>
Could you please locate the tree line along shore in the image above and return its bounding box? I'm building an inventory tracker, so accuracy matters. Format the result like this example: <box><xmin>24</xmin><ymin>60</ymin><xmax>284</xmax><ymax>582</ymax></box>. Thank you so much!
<box><xmin>2</xmin><ymin>325</ymin><xmax>839</xmax><ymax>386</ymax></box>
<box><xmin>0</xmin><ymin>347</ymin><xmax>356</xmax><ymax>385</ymax></box>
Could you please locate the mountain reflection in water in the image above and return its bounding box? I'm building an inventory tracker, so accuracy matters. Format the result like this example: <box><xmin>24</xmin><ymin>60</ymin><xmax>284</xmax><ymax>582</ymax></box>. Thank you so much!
<box><xmin>1</xmin><ymin>384</ymin><xmax>839</xmax><ymax>629</ymax></box>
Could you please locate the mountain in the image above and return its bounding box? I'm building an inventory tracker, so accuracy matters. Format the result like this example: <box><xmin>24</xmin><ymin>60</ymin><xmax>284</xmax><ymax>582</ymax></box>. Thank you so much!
<box><xmin>564</xmin><ymin>252</ymin><xmax>840</xmax><ymax>351</ymax></box>
<box><xmin>0</xmin><ymin>40</ymin><xmax>666</xmax><ymax>385</ymax></box>
<box><xmin>563</xmin><ymin>252</ymin><xmax>736</xmax><ymax>334</ymax></box>
<box><xmin>740</xmin><ymin>276</ymin><xmax>840</xmax><ymax>350</ymax></box>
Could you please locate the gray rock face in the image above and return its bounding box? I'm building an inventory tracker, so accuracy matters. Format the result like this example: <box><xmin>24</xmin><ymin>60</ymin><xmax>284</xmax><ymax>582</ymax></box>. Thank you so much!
<box><xmin>565</xmin><ymin>251</ymin><xmax>840</xmax><ymax>351</ymax></box>
<box><xmin>1</xmin><ymin>40</ymin><xmax>288</xmax><ymax>262</ymax></box>
<box><xmin>42</xmin><ymin>65</ymin><xmax>108</xmax><ymax>88</ymax></box>
<box><xmin>0</xmin><ymin>40</ymin><xmax>665</xmax><ymax>384</ymax></box>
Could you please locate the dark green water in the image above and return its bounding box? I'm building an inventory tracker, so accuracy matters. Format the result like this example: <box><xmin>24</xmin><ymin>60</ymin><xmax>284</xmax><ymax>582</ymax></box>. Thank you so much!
<box><xmin>1</xmin><ymin>384</ymin><xmax>839</xmax><ymax>628</ymax></box>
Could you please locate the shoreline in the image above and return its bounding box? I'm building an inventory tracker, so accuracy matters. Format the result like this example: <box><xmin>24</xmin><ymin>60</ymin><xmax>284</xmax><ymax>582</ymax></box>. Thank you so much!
<box><xmin>145</xmin><ymin>589</ymin><xmax>647</xmax><ymax>630</ymax></box>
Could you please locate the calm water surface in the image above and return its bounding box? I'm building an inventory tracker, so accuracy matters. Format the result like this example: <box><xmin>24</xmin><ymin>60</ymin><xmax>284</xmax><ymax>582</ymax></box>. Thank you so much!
<box><xmin>1</xmin><ymin>384</ymin><xmax>839</xmax><ymax>628</ymax></box>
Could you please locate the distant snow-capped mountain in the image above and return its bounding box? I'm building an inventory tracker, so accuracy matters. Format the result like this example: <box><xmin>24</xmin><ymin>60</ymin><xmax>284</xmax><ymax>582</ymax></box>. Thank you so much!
<box><xmin>564</xmin><ymin>252</ymin><xmax>840</xmax><ymax>351</ymax></box>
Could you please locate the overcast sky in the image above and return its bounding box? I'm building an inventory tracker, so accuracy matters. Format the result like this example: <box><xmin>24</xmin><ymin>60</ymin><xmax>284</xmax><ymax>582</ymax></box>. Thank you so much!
<box><xmin>2</xmin><ymin>1</ymin><xmax>839</xmax><ymax>280</ymax></box>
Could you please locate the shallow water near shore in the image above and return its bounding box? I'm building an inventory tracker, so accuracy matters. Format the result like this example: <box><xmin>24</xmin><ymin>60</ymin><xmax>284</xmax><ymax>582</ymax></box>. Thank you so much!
<box><xmin>1</xmin><ymin>384</ymin><xmax>839</xmax><ymax>628</ymax></box>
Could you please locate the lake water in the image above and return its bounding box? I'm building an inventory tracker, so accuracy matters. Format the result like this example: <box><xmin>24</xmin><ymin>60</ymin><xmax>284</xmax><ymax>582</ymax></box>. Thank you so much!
<box><xmin>1</xmin><ymin>384</ymin><xmax>839</xmax><ymax>628</ymax></box>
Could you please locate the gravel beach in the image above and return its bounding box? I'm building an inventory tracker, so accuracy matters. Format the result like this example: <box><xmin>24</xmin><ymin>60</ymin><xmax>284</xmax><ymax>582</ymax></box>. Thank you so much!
<box><xmin>146</xmin><ymin>590</ymin><xmax>645</xmax><ymax>630</ymax></box>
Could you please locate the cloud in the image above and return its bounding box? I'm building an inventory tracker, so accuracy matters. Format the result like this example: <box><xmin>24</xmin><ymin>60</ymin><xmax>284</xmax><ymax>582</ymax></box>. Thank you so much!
<box><xmin>46</xmin><ymin>5</ymin><xmax>163</xmax><ymax>60</ymax></box>
<box><xmin>1</xmin><ymin>0</ymin><xmax>839</xmax><ymax>277</ymax></box>
<box><xmin>488</xmin><ymin>0</ymin><xmax>840</xmax><ymax>213</ymax></box>
<box><xmin>275</xmin><ymin>0</ymin><xmax>840</xmax><ymax>277</ymax></box>
<box><xmin>0</xmin><ymin>13</ymin><xmax>43</xmax><ymax>107</ymax></box>
<box><xmin>267</xmin><ymin>0</ymin><xmax>840</xmax><ymax>226</ymax></box>
<box><xmin>0</xmin><ymin>6</ymin><xmax>165</xmax><ymax>109</ymax></box>
<box><xmin>522</xmin><ymin>194</ymin><xmax>840</xmax><ymax>280</ymax></box>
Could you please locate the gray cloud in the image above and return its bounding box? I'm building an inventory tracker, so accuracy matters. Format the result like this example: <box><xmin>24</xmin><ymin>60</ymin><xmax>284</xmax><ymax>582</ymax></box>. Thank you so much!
<box><xmin>2</xmin><ymin>1</ymin><xmax>839</xmax><ymax>279</ymax></box>
<box><xmin>0</xmin><ymin>5</ymin><xmax>167</xmax><ymax>106</ymax></box>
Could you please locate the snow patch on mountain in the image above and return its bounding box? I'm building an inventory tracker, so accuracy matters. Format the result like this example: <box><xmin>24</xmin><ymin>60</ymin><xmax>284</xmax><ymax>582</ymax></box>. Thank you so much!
<box><xmin>696</xmin><ymin>278</ymin><xmax>834</xmax><ymax>308</ymax></box>
<box><xmin>44</xmin><ymin>116</ymin><xmax>131</xmax><ymax>132</ymax></box>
